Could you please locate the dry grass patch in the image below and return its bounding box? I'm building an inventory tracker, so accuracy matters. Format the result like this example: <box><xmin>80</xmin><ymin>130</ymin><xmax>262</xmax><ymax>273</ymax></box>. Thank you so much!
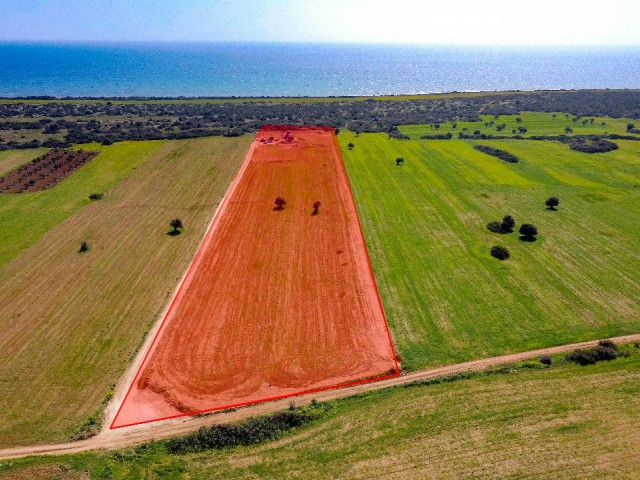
<box><xmin>0</xmin><ymin>136</ymin><xmax>251</xmax><ymax>447</ymax></box>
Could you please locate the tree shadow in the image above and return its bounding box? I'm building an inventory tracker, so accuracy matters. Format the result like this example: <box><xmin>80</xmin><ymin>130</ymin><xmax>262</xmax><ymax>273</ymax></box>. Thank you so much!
<box><xmin>311</xmin><ymin>210</ymin><xmax>319</xmax><ymax>216</ymax></box>
<box><xmin>273</xmin><ymin>206</ymin><xmax>285</xmax><ymax>211</ymax></box>
<box><xmin>546</xmin><ymin>206</ymin><xmax>557</xmax><ymax>211</ymax></box>
<box><xmin>519</xmin><ymin>235</ymin><xmax>537</xmax><ymax>242</ymax></box>
<box><xmin>167</xmin><ymin>229</ymin><xmax>182</xmax><ymax>236</ymax></box>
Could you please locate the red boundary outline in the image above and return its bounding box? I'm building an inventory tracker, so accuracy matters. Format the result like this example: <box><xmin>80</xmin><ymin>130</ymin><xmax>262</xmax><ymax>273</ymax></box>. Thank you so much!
<box><xmin>110</xmin><ymin>127</ymin><xmax>400</xmax><ymax>430</ymax></box>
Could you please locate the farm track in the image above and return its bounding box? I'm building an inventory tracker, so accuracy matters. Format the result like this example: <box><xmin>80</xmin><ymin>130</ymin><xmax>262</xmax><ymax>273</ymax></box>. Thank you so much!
<box><xmin>1</xmin><ymin>333</ymin><xmax>638</xmax><ymax>460</ymax></box>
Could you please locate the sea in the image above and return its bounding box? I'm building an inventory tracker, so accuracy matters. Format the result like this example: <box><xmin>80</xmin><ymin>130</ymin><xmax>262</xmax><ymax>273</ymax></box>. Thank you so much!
<box><xmin>0</xmin><ymin>42</ymin><xmax>638</xmax><ymax>98</ymax></box>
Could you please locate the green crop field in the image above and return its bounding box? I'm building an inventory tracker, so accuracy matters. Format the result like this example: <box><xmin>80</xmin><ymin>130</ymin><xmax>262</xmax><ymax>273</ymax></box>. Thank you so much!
<box><xmin>400</xmin><ymin>112</ymin><xmax>637</xmax><ymax>138</ymax></box>
<box><xmin>2</xmin><ymin>346</ymin><xmax>639</xmax><ymax>479</ymax></box>
<box><xmin>340</xmin><ymin>128</ymin><xmax>640</xmax><ymax>370</ymax></box>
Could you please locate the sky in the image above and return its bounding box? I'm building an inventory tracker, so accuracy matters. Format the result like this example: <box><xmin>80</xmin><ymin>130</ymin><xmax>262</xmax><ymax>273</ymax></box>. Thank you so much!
<box><xmin>1</xmin><ymin>0</ymin><xmax>639</xmax><ymax>46</ymax></box>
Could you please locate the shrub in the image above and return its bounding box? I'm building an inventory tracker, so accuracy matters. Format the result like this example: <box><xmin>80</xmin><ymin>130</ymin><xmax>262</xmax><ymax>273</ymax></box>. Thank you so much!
<box><xmin>166</xmin><ymin>409</ymin><xmax>319</xmax><ymax>454</ymax></box>
<box><xmin>519</xmin><ymin>223</ymin><xmax>538</xmax><ymax>240</ymax></box>
<box><xmin>473</xmin><ymin>145</ymin><xmax>520</xmax><ymax>163</ymax></box>
<box><xmin>79</xmin><ymin>241</ymin><xmax>89</xmax><ymax>253</ymax></box>
<box><xmin>539</xmin><ymin>355</ymin><xmax>552</xmax><ymax>366</ymax></box>
<box><xmin>88</xmin><ymin>193</ymin><xmax>104</xmax><ymax>200</ymax></box>
<box><xmin>169</xmin><ymin>218</ymin><xmax>184</xmax><ymax>235</ymax></box>
<box><xmin>490</xmin><ymin>245</ymin><xmax>510</xmax><ymax>260</ymax></box>
<box><xmin>487</xmin><ymin>221</ymin><xmax>504</xmax><ymax>233</ymax></box>
<box><xmin>395</xmin><ymin>157</ymin><xmax>404</xmax><ymax>166</ymax></box>
<box><xmin>563</xmin><ymin>136</ymin><xmax>618</xmax><ymax>153</ymax></box>
<box><xmin>502</xmin><ymin>215</ymin><xmax>515</xmax><ymax>232</ymax></box>
<box><xmin>545</xmin><ymin>197</ymin><xmax>559</xmax><ymax>210</ymax></box>
<box><xmin>312</xmin><ymin>200</ymin><xmax>321</xmax><ymax>215</ymax></box>
<box><xmin>274</xmin><ymin>196</ymin><xmax>287</xmax><ymax>210</ymax></box>
<box><xmin>347</xmin><ymin>142</ymin><xmax>354</xmax><ymax>150</ymax></box>
<box><xmin>566</xmin><ymin>340</ymin><xmax>620</xmax><ymax>366</ymax></box>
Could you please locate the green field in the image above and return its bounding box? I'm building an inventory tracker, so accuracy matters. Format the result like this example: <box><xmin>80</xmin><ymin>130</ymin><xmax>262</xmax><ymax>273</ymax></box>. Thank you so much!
<box><xmin>0</xmin><ymin>141</ymin><xmax>164</xmax><ymax>267</ymax></box>
<box><xmin>400</xmin><ymin>112</ymin><xmax>637</xmax><ymax>138</ymax></box>
<box><xmin>2</xmin><ymin>346</ymin><xmax>639</xmax><ymax>479</ymax></box>
<box><xmin>340</xmin><ymin>130</ymin><xmax>640</xmax><ymax>370</ymax></box>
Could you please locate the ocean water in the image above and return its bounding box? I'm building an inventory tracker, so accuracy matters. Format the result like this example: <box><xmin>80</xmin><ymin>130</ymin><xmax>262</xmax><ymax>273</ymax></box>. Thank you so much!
<box><xmin>0</xmin><ymin>42</ymin><xmax>638</xmax><ymax>98</ymax></box>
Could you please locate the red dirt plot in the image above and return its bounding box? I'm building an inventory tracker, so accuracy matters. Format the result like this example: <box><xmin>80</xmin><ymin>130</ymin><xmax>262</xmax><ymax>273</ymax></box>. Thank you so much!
<box><xmin>112</xmin><ymin>126</ymin><xmax>398</xmax><ymax>428</ymax></box>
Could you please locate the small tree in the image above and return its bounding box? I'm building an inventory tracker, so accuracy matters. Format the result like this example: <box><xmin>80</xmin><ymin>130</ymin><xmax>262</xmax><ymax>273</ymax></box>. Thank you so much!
<box><xmin>79</xmin><ymin>241</ymin><xmax>89</xmax><ymax>253</ymax></box>
<box><xmin>540</xmin><ymin>355</ymin><xmax>552</xmax><ymax>366</ymax></box>
<box><xmin>274</xmin><ymin>196</ymin><xmax>287</xmax><ymax>210</ymax></box>
<box><xmin>347</xmin><ymin>142</ymin><xmax>355</xmax><ymax>150</ymax></box>
<box><xmin>545</xmin><ymin>196</ymin><xmax>559</xmax><ymax>210</ymax></box>
<box><xmin>170</xmin><ymin>218</ymin><xmax>184</xmax><ymax>235</ymax></box>
<box><xmin>395</xmin><ymin>157</ymin><xmax>404</xmax><ymax>166</ymax></box>
<box><xmin>565</xmin><ymin>127</ymin><xmax>573</xmax><ymax>134</ymax></box>
<box><xmin>490</xmin><ymin>246</ymin><xmax>510</xmax><ymax>260</ymax></box>
<box><xmin>519</xmin><ymin>223</ymin><xmax>538</xmax><ymax>240</ymax></box>
<box><xmin>627</xmin><ymin>123</ymin><xmax>635</xmax><ymax>132</ymax></box>
<box><xmin>502</xmin><ymin>215</ymin><xmax>515</xmax><ymax>232</ymax></box>
<box><xmin>312</xmin><ymin>201</ymin><xmax>321</xmax><ymax>215</ymax></box>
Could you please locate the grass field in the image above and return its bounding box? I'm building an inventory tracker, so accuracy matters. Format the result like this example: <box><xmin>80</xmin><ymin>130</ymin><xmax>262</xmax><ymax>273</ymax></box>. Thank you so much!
<box><xmin>2</xmin><ymin>346</ymin><xmax>639</xmax><ymax>479</ymax></box>
<box><xmin>400</xmin><ymin>112</ymin><xmax>638</xmax><ymax>138</ymax></box>
<box><xmin>339</xmin><ymin>130</ymin><xmax>640</xmax><ymax>370</ymax></box>
<box><xmin>0</xmin><ymin>141</ymin><xmax>166</xmax><ymax>267</ymax></box>
<box><xmin>0</xmin><ymin>136</ymin><xmax>251</xmax><ymax>447</ymax></box>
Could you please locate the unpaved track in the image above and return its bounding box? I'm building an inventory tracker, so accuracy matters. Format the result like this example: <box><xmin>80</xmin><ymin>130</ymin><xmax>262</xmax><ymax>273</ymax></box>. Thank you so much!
<box><xmin>1</xmin><ymin>333</ymin><xmax>638</xmax><ymax>461</ymax></box>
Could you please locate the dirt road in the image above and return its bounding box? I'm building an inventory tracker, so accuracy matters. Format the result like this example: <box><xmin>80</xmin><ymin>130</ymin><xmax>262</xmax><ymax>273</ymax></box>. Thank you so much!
<box><xmin>1</xmin><ymin>333</ymin><xmax>638</xmax><ymax>461</ymax></box>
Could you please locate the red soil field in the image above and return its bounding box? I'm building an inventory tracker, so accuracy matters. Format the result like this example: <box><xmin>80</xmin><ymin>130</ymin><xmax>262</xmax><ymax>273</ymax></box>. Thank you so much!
<box><xmin>0</xmin><ymin>149</ymin><xmax>98</xmax><ymax>193</ymax></box>
<box><xmin>112</xmin><ymin>126</ymin><xmax>399</xmax><ymax>428</ymax></box>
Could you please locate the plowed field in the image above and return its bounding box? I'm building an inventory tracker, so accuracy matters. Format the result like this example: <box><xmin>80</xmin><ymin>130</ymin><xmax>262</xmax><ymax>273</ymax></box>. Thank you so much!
<box><xmin>112</xmin><ymin>126</ymin><xmax>398</xmax><ymax>428</ymax></box>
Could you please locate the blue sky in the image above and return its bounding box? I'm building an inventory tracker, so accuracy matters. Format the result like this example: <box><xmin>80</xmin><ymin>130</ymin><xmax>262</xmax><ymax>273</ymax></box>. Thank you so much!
<box><xmin>2</xmin><ymin>0</ymin><xmax>639</xmax><ymax>45</ymax></box>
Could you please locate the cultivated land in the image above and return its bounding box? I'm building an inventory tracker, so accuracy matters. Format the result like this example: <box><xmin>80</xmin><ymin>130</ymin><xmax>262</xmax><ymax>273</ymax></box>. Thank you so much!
<box><xmin>0</xmin><ymin>136</ymin><xmax>251</xmax><ymax>448</ymax></box>
<box><xmin>340</xmin><ymin>121</ymin><xmax>640</xmax><ymax>370</ymax></box>
<box><xmin>0</xmin><ymin>105</ymin><xmax>638</xmax><ymax>469</ymax></box>
<box><xmin>2</xmin><ymin>345</ymin><xmax>639</xmax><ymax>479</ymax></box>
<box><xmin>112</xmin><ymin>126</ymin><xmax>397</xmax><ymax>428</ymax></box>
<box><xmin>0</xmin><ymin>148</ymin><xmax>47</xmax><ymax>175</ymax></box>
<box><xmin>0</xmin><ymin>141</ymin><xmax>164</xmax><ymax>267</ymax></box>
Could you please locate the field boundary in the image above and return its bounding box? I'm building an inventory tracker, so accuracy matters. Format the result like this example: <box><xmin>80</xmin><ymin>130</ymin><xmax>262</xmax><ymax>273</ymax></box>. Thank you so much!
<box><xmin>110</xmin><ymin>126</ymin><xmax>399</xmax><ymax>429</ymax></box>
<box><xmin>1</xmin><ymin>333</ymin><xmax>638</xmax><ymax>460</ymax></box>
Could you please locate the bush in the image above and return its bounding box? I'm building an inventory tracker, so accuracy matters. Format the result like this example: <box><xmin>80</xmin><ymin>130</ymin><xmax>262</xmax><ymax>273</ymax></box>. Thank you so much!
<box><xmin>563</xmin><ymin>136</ymin><xmax>618</xmax><ymax>153</ymax></box>
<box><xmin>473</xmin><ymin>145</ymin><xmax>520</xmax><ymax>163</ymax></box>
<box><xmin>502</xmin><ymin>215</ymin><xmax>515</xmax><ymax>232</ymax></box>
<box><xmin>166</xmin><ymin>409</ymin><xmax>319</xmax><ymax>454</ymax></box>
<box><xmin>88</xmin><ymin>193</ymin><xmax>104</xmax><ymax>200</ymax></box>
<box><xmin>519</xmin><ymin>223</ymin><xmax>538</xmax><ymax>239</ymax></box>
<box><xmin>566</xmin><ymin>340</ymin><xmax>620</xmax><ymax>366</ymax></box>
<box><xmin>539</xmin><ymin>355</ymin><xmax>552</xmax><ymax>366</ymax></box>
<box><xmin>490</xmin><ymin>245</ymin><xmax>510</xmax><ymax>260</ymax></box>
<box><xmin>545</xmin><ymin>197</ymin><xmax>559</xmax><ymax>210</ymax></box>
<box><xmin>274</xmin><ymin>196</ymin><xmax>287</xmax><ymax>210</ymax></box>
<box><xmin>79</xmin><ymin>241</ymin><xmax>89</xmax><ymax>253</ymax></box>
<box><xmin>487</xmin><ymin>221</ymin><xmax>504</xmax><ymax>233</ymax></box>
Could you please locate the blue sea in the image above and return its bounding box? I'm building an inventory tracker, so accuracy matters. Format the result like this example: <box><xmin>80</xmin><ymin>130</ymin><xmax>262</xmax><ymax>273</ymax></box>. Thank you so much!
<box><xmin>0</xmin><ymin>42</ymin><xmax>638</xmax><ymax>98</ymax></box>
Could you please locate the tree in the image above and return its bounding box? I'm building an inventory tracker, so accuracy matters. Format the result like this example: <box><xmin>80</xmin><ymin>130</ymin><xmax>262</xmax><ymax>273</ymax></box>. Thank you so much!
<box><xmin>627</xmin><ymin>123</ymin><xmax>635</xmax><ymax>132</ymax></box>
<box><xmin>312</xmin><ymin>200</ymin><xmax>321</xmax><ymax>215</ymax></box>
<box><xmin>347</xmin><ymin>142</ymin><xmax>354</xmax><ymax>150</ymax></box>
<box><xmin>518</xmin><ymin>126</ymin><xmax>528</xmax><ymax>134</ymax></box>
<box><xmin>274</xmin><ymin>196</ymin><xmax>287</xmax><ymax>210</ymax></box>
<box><xmin>519</xmin><ymin>223</ymin><xmax>538</xmax><ymax>240</ymax></box>
<box><xmin>79</xmin><ymin>241</ymin><xmax>89</xmax><ymax>253</ymax></box>
<box><xmin>490</xmin><ymin>246</ymin><xmax>510</xmax><ymax>260</ymax></box>
<box><xmin>502</xmin><ymin>215</ymin><xmax>515</xmax><ymax>232</ymax></box>
<box><xmin>516</xmin><ymin>117</ymin><xmax>522</xmax><ymax>123</ymax></box>
<box><xmin>545</xmin><ymin>196</ymin><xmax>559</xmax><ymax>210</ymax></box>
<box><xmin>565</xmin><ymin>127</ymin><xmax>573</xmax><ymax>134</ymax></box>
<box><xmin>170</xmin><ymin>218</ymin><xmax>184</xmax><ymax>235</ymax></box>
<box><xmin>395</xmin><ymin>157</ymin><xmax>404</xmax><ymax>166</ymax></box>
